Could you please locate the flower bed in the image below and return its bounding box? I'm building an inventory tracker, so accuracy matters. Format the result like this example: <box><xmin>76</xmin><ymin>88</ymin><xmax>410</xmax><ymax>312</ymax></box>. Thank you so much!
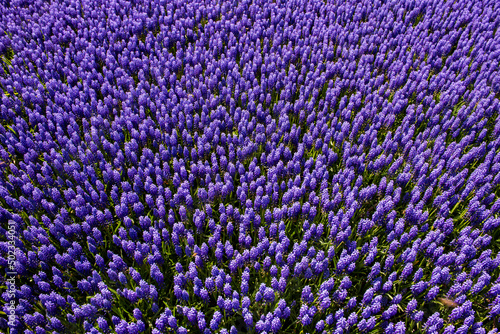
<box><xmin>0</xmin><ymin>0</ymin><xmax>500</xmax><ymax>333</ymax></box>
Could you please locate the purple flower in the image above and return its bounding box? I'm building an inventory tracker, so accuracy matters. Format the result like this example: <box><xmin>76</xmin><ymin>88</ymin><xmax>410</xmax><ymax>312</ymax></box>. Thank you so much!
<box><xmin>301</xmin><ymin>286</ymin><xmax>314</xmax><ymax>304</ymax></box>
<box><xmin>425</xmin><ymin>286</ymin><xmax>440</xmax><ymax>301</ymax></box>
<box><xmin>413</xmin><ymin>310</ymin><xmax>424</xmax><ymax>322</ymax></box>
<box><xmin>382</xmin><ymin>305</ymin><xmax>398</xmax><ymax>320</ymax></box>
<box><xmin>400</xmin><ymin>263</ymin><xmax>413</xmax><ymax>281</ymax></box>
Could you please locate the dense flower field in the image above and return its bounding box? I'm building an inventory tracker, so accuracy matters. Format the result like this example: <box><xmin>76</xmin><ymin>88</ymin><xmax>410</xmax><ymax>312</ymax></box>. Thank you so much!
<box><xmin>1</xmin><ymin>0</ymin><xmax>500</xmax><ymax>332</ymax></box>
